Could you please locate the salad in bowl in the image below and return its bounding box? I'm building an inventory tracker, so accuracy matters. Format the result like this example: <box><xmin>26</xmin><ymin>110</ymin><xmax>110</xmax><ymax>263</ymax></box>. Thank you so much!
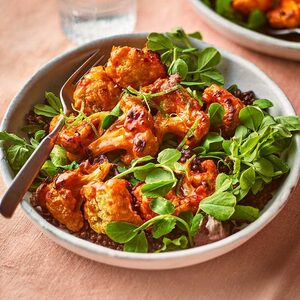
<box><xmin>0</xmin><ymin>29</ymin><xmax>299</xmax><ymax>261</ymax></box>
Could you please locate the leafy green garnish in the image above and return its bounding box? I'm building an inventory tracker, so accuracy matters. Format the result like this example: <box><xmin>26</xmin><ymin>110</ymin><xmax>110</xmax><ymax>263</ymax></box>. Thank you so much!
<box><xmin>101</xmin><ymin>102</ymin><xmax>122</xmax><ymax>130</ymax></box>
<box><xmin>208</xmin><ymin>103</ymin><xmax>225</xmax><ymax>127</ymax></box>
<box><xmin>147</xmin><ymin>28</ymin><xmax>224</xmax><ymax>90</ymax></box>
<box><xmin>33</xmin><ymin>92</ymin><xmax>62</xmax><ymax>117</ymax></box>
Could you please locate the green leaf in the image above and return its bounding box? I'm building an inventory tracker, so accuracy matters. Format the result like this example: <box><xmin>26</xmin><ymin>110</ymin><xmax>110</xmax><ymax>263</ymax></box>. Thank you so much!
<box><xmin>208</xmin><ymin>103</ymin><xmax>225</xmax><ymax>128</ymax></box>
<box><xmin>251</xmin><ymin>179</ymin><xmax>264</xmax><ymax>194</ymax></box>
<box><xmin>40</xmin><ymin>160</ymin><xmax>58</xmax><ymax>177</ymax></box>
<box><xmin>240</xmin><ymin>167</ymin><xmax>255</xmax><ymax>190</ymax></box>
<box><xmin>239</xmin><ymin>106</ymin><xmax>264</xmax><ymax>131</ymax></box>
<box><xmin>199</xmin><ymin>192</ymin><xmax>236</xmax><ymax>221</ymax></box>
<box><xmin>131</xmin><ymin>155</ymin><xmax>154</xmax><ymax>167</ymax></box>
<box><xmin>141</xmin><ymin>180</ymin><xmax>176</xmax><ymax>198</ymax></box>
<box><xmin>45</xmin><ymin>92</ymin><xmax>62</xmax><ymax>112</ymax></box>
<box><xmin>191</xmin><ymin>213</ymin><xmax>203</xmax><ymax>237</ymax></box>
<box><xmin>234</xmin><ymin>125</ymin><xmax>249</xmax><ymax>142</ymax></box>
<box><xmin>147</xmin><ymin>32</ymin><xmax>173</xmax><ymax>51</ymax></box>
<box><xmin>200</xmin><ymin>69</ymin><xmax>224</xmax><ymax>85</ymax></box>
<box><xmin>145</xmin><ymin>168</ymin><xmax>174</xmax><ymax>184</ymax></box>
<box><xmin>101</xmin><ymin>102</ymin><xmax>122</xmax><ymax>129</ymax></box>
<box><xmin>133</xmin><ymin>165</ymin><xmax>156</xmax><ymax>181</ymax></box>
<box><xmin>178</xmin><ymin>211</ymin><xmax>193</xmax><ymax>228</ymax></box>
<box><xmin>157</xmin><ymin>148</ymin><xmax>181</xmax><ymax>168</ymax></box>
<box><xmin>50</xmin><ymin>145</ymin><xmax>69</xmax><ymax>167</ymax></box>
<box><xmin>187</xmin><ymin>31</ymin><xmax>202</xmax><ymax>40</ymax></box>
<box><xmin>171</xmin><ymin>58</ymin><xmax>188</xmax><ymax>80</ymax></box>
<box><xmin>247</xmin><ymin>10</ymin><xmax>267</xmax><ymax>29</ymax></box>
<box><xmin>227</xmin><ymin>84</ymin><xmax>238</xmax><ymax>93</ymax></box>
<box><xmin>0</xmin><ymin>131</ymin><xmax>27</xmax><ymax>145</ymax></box>
<box><xmin>124</xmin><ymin>231</ymin><xmax>148</xmax><ymax>253</ymax></box>
<box><xmin>7</xmin><ymin>144</ymin><xmax>33</xmax><ymax>172</ymax></box>
<box><xmin>216</xmin><ymin>173</ymin><xmax>232</xmax><ymax>192</ymax></box>
<box><xmin>34</xmin><ymin>130</ymin><xmax>46</xmax><ymax>142</ymax></box>
<box><xmin>216</xmin><ymin>0</ymin><xmax>233</xmax><ymax>16</ymax></box>
<box><xmin>197</xmin><ymin>47</ymin><xmax>221</xmax><ymax>70</ymax></box>
<box><xmin>274</xmin><ymin>116</ymin><xmax>300</xmax><ymax>131</ymax></box>
<box><xmin>240</xmin><ymin>132</ymin><xmax>260</xmax><ymax>155</ymax></box>
<box><xmin>253</xmin><ymin>99</ymin><xmax>273</xmax><ymax>109</ymax></box>
<box><xmin>267</xmin><ymin>154</ymin><xmax>289</xmax><ymax>174</ymax></box>
<box><xmin>149</xmin><ymin>197</ymin><xmax>175</xmax><ymax>215</ymax></box>
<box><xmin>106</xmin><ymin>221</ymin><xmax>138</xmax><ymax>243</ymax></box>
<box><xmin>33</xmin><ymin>103</ymin><xmax>59</xmax><ymax>117</ymax></box>
<box><xmin>253</xmin><ymin>158</ymin><xmax>274</xmax><ymax>177</ymax></box>
<box><xmin>156</xmin><ymin>236</ymin><xmax>188</xmax><ymax>253</ymax></box>
<box><xmin>231</xmin><ymin>205</ymin><xmax>260</xmax><ymax>222</ymax></box>
<box><xmin>202</xmin><ymin>132</ymin><xmax>224</xmax><ymax>151</ymax></box>
<box><xmin>151</xmin><ymin>218</ymin><xmax>176</xmax><ymax>238</ymax></box>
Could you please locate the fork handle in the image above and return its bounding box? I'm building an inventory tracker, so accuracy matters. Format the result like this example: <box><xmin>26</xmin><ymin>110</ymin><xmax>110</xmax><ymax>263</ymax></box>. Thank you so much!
<box><xmin>0</xmin><ymin>120</ymin><xmax>63</xmax><ymax>218</ymax></box>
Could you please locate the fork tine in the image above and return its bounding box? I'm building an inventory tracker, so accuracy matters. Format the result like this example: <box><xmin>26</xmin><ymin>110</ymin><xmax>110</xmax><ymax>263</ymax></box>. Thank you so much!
<box><xmin>73</xmin><ymin>55</ymin><xmax>105</xmax><ymax>85</ymax></box>
<box><xmin>65</xmin><ymin>50</ymin><xmax>103</xmax><ymax>86</ymax></box>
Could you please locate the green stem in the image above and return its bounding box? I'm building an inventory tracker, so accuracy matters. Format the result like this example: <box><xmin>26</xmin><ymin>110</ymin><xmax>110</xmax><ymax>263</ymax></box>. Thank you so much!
<box><xmin>177</xmin><ymin>119</ymin><xmax>199</xmax><ymax>150</ymax></box>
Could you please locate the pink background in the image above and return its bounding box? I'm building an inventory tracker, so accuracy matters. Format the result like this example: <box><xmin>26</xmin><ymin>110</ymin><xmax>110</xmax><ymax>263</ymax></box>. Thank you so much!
<box><xmin>1</xmin><ymin>0</ymin><xmax>300</xmax><ymax>299</ymax></box>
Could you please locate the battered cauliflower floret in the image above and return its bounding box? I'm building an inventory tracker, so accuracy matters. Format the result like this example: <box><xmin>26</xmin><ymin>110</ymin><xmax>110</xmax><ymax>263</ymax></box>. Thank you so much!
<box><xmin>143</xmin><ymin>75</ymin><xmax>210</xmax><ymax>147</ymax></box>
<box><xmin>267</xmin><ymin>0</ymin><xmax>300</xmax><ymax>28</ymax></box>
<box><xmin>31</xmin><ymin>160</ymin><xmax>112</xmax><ymax>232</ymax></box>
<box><xmin>51</xmin><ymin>112</ymin><xmax>108</xmax><ymax>160</ymax></box>
<box><xmin>73</xmin><ymin>66</ymin><xmax>122</xmax><ymax>115</ymax></box>
<box><xmin>133</xmin><ymin>159</ymin><xmax>218</xmax><ymax>220</ymax></box>
<box><xmin>232</xmin><ymin>0</ymin><xmax>273</xmax><ymax>15</ymax></box>
<box><xmin>105</xmin><ymin>46</ymin><xmax>167</xmax><ymax>89</ymax></box>
<box><xmin>202</xmin><ymin>84</ymin><xmax>245</xmax><ymax>136</ymax></box>
<box><xmin>87</xmin><ymin>95</ymin><xmax>159</xmax><ymax>165</ymax></box>
<box><xmin>82</xmin><ymin>179</ymin><xmax>143</xmax><ymax>234</ymax></box>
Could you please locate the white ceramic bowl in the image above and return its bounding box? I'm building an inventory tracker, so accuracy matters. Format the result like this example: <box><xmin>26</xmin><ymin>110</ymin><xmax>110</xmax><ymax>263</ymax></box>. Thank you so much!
<box><xmin>190</xmin><ymin>0</ymin><xmax>300</xmax><ymax>61</ymax></box>
<box><xmin>1</xmin><ymin>34</ymin><xmax>299</xmax><ymax>270</ymax></box>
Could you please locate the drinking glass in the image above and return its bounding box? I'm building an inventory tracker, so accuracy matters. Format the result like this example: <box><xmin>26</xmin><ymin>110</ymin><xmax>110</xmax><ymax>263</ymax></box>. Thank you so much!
<box><xmin>59</xmin><ymin>0</ymin><xmax>137</xmax><ymax>44</ymax></box>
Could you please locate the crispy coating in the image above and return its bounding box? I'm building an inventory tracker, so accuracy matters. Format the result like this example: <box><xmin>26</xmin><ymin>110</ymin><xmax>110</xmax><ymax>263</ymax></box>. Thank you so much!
<box><xmin>202</xmin><ymin>84</ymin><xmax>244</xmax><ymax>136</ymax></box>
<box><xmin>143</xmin><ymin>75</ymin><xmax>210</xmax><ymax>147</ymax></box>
<box><xmin>32</xmin><ymin>160</ymin><xmax>112</xmax><ymax>232</ymax></box>
<box><xmin>87</xmin><ymin>96</ymin><xmax>159</xmax><ymax>165</ymax></box>
<box><xmin>267</xmin><ymin>0</ymin><xmax>300</xmax><ymax>28</ymax></box>
<box><xmin>73</xmin><ymin>66</ymin><xmax>122</xmax><ymax>115</ymax></box>
<box><xmin>53</xmin><ymin>112</ymin><xmax>108</xmax><ymax>160</ymax></box>
<box><xmin>82</xmin><ymin>179</ymin><xmax>143</xmax><ymax>234</ymax></box>
<box><xmin>232</xmin><ymin>0</ymin><xmax>273</xmax><ymax>15</ymax></box>
<box><xmin>133</xmin><ymin>159</ymin><xmax>218</xmax><ymax>220</ymax></box>
<box><xmin>105</xmin><ymin>46</ymin><xmax>167</xmax><ymax>89</ymax></box>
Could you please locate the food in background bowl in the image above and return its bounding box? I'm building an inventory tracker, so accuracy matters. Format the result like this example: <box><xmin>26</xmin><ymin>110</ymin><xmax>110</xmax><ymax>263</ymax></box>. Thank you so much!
<box><xmin>0</xmin><ymin>29</ymin><xmax>300</xmax><ymax>266</ymax></box>
<box><xmin>202</xmin><ymin>0</ymin><xmax>300</xmax><ymax>40</ymax></box>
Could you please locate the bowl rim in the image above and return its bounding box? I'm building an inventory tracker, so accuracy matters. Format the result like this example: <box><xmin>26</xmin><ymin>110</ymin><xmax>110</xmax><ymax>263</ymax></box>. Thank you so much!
<box><xmin>189</xmin><ymin>0</ymin><xmax>300</xmax><ymax>50</ymax></box>
<box><xmin>1</xmin><ymin>33</ymin><xmax>300</xmax><ymax>265</ymax></box>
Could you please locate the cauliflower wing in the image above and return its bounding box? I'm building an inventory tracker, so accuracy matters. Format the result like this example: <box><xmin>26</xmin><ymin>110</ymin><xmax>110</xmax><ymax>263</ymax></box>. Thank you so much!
<box><xmin>73</xmin><ymin>66</ymin><xmax>122</xmax><ymax>115</ymax></box>
<box><xmin>32</xmin><ymin>160</ymin><xmax>112</xmax><ymax>232</ymax></box>
<box><xmin>232</xmin><ymin>0</ymin><xmax>273</xmax><ymax>15</ymax></box>
<box><xmin>202</xmin><ymin>84</ymin><xmax>244</xmax><ymax>136</ymax></box>
<box><xmin>105</xmin><ymin>46</ymin><xmax>167</xmax><ymax>89</ymax></box>
<box><xmin>52</xmin><ymin>112</ymin><xmax>108</xmax><ymax>160</ymax></box>
<box><xmin>143</xmin><ymin>75</ymin><xmax>210</xmax><ymax>147</ymax></box>
<box><xmin>87</xmin><ymin>96</ymin><xmax>159</xmax><ymax>165</ymax></box>
<box><xmin>267</xmin><ymin>0</ymin><xmax>300</xmax><ymax>28</ymax></box>
<box><xmin>82</xmin><ymin>179</ymin><xmax>143</xmax><ymax>234</ymax></box>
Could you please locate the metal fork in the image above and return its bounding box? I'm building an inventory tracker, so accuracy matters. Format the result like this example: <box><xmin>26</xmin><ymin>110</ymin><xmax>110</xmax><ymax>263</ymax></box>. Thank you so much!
<box><xmin>0</xmin><ymin>50</ymin><xmax>105</xmax><ymax>218</ymax></box>
<box><xmin>266</xmin><ymin>28</ymin><xmax>300</xmax><ymax>36</ymax></box>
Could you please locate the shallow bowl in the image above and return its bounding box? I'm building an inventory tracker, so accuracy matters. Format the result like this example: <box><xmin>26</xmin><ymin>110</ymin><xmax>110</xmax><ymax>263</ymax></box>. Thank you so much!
<box><xmin>190</xmin><ymin>0</ymin><xmax>300</xmax><ymax>61</ymax></box>
<box><xmin>1</xmin><ymin>33</ymin><xmax>299</xmax><ymax>269</ymax></box>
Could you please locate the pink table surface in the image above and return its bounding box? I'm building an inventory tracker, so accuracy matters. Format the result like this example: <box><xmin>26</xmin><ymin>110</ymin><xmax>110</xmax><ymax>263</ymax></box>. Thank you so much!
<box><xmin>1</xmin><ymin>0</ymin><xmax>300</xmax><ymax>299</ymax></box>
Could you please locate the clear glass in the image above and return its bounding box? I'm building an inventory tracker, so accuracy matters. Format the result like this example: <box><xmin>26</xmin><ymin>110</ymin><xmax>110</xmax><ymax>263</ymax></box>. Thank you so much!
<box><xmin>59</xmin><ymin>0</ymin><xmax>137</xmax><ymax>44</ymax></box>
